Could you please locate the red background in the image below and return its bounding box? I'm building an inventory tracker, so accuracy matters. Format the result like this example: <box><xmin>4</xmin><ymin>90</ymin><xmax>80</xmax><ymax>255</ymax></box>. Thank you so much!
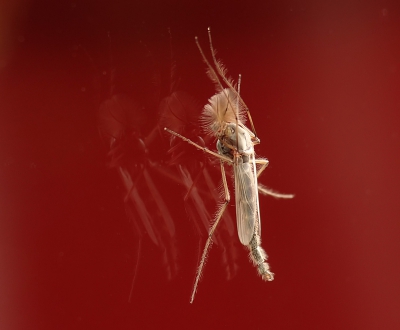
<box><xmin>1</xmin><ymin>1</ymin><xmax>400</xmax><ymax>329</ymax></box>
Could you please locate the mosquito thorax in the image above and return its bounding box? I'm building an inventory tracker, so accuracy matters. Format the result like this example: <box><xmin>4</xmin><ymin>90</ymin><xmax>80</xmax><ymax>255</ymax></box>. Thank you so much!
<box><xmin>223</xmin><ymin>123</ymin><xmax>254</xmax><ymax>153</ymax></box>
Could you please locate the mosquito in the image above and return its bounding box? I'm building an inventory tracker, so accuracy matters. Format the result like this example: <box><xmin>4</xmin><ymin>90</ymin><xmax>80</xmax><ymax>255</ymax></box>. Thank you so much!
<box><xmin>164</xmin><ymin>28</ymin><xmax>294</xmax><ymax>303</ymax></box>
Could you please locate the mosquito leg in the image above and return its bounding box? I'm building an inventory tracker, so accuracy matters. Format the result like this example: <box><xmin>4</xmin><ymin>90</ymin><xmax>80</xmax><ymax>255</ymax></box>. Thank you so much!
<box><xmin>123</xmin><ymin>165</ymin><xmax>144</xmax><ymax>203</ymax></box>
<box><xmin>190</xmin><ymin>160</ymin><xmax>230</xmax><ymax>304</ymax></box>
<box><xmin>178</xmin><ymin>165</ymin><xmax>218</xmax><ymax>243</ymax></box>
<box><xmin>143</xmin><ymin>168</ymin><xmax>176</xmax><ymax>237</ymax></box>
<box><xmin>164</xmin><ymin>128</ymin><xmax>233</xmax><ymax>164</ymax></box>
<box><xmin>128</xmin><ymin>237</ymin><xmax>142</xmax><ymax>303</ymax></box>
<box><xmin>119</xmin><ymin>167</ymin><xmax>159</xmax><ymax>246</ymax></box>
<box><xmin>254</xmin><ymin>158</ymin><xmax>269</xmax><ymax>179</ymax></box>
<box><xmin>258</xmin><ymin>185</ymin><xmax>295</xmax><ymax>199</ymax></box>
<box><xmin>183</xmin><ymin>162</ymin><xmax>205</xmax><ymax>201</ymax></box>
<box><xmin>254</xmin><ymin>158</ymin><xmax>294</xmax><ymax>199</ymax></box>
<box><xmin>202</xmin><ymin>167</ymin><xmax>235</xmax><ymax>236</ymax></box>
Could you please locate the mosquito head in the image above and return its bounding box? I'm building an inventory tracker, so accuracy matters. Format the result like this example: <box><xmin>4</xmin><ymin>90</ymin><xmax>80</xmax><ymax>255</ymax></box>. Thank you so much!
<box><xmin>200</xmin><ymin>88</ymin><xmax>245</xmax><ymax>137</ymax></box>
<box><xmin>223</xmin><ymin>123</ymin><xmax>236</xmax><ymax>140</ymax></box>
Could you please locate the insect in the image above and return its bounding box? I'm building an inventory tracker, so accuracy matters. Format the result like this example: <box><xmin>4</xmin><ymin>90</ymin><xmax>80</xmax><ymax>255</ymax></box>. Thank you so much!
<box><xmin>164</xmin><ymin>28</ymin><xmax>294</xmax><ymax>303</ymax></box>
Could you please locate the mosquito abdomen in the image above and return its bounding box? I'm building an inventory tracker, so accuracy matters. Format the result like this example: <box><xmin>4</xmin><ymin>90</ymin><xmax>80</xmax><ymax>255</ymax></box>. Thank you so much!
<box><xmin>248</xmin><ymin>234</ymin><xmax>274</xmax><ymax>281</ymax></box>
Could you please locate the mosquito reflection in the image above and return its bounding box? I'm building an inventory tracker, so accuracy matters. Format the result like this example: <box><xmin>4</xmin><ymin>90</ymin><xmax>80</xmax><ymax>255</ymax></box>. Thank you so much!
<box><xmin>98</xmin><ymin>93</ymin><xmax>180</xmax><ymax>302</ymax></box>
<box><xmin>93</xmin><ymin>35</ymin><xmax>183</xmax><ymax>302</ymax></box>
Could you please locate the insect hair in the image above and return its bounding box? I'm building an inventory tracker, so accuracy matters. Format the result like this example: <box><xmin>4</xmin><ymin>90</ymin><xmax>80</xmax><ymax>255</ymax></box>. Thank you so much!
<box><xmin>200</xmin><ymin>88</ymin><xmax>246</xmax><ymax>137</ymax></box>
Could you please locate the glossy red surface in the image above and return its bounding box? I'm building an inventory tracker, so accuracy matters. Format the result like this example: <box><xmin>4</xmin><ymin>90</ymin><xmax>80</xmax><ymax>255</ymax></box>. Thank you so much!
<box><xmin>1</xmin><ymin>1</ymin><xmax>400</xmax><ymax>329</ymax></box>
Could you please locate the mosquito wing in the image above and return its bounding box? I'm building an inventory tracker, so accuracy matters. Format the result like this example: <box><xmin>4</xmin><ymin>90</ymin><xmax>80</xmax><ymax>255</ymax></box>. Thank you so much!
<box><xmin>234</xmin><ymin>153</ymin><xmax>261</xmax><ymax>246</ymax></box>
